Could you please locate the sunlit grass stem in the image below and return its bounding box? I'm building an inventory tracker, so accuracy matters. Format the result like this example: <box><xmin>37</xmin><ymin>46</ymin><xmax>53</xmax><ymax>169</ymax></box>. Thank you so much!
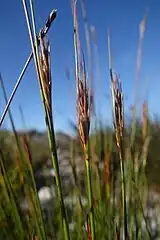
<box><xmin>22</xmin><ymin>1</ymin><xmax>70</xmax><ymax>239</ymax></box>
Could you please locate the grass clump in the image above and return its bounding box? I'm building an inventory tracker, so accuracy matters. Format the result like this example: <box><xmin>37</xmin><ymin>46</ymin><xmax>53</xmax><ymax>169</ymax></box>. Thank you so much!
<box><xmin>0</xmin><ymin>1</ymin><xmax>159</xmax><ymax>240</ymax></box>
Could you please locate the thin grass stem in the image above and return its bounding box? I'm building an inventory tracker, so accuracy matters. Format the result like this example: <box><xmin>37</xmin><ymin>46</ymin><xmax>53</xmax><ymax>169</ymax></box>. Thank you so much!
<box><xmin>0</xmin><ymin>9</ymin><xmax>56</xmax><ymax>127</ymax></box>
<box><xmin>84</xmin><ymin>143</ymin><xmax>96</xmax><ymax>239</ymax></box>
<box><xmin>22</xmin><ymin>1</ymin><xmax>70</xmax><ymax>239</ymax></box>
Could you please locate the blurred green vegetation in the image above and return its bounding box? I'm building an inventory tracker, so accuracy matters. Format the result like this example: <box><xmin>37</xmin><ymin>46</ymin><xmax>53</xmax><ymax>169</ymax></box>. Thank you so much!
<box><xmin>1</xmin><ymin>116</ymin><xmax>160</xmax><ymax>193</ymax></box>
<box><xmin>0</xmin><ymin>116</ymin><xmax>160</xmax><ymax>239</ymax></box>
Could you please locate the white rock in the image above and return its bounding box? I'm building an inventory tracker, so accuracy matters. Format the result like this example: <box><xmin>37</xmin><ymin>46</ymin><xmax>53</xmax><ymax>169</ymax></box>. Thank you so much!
<box><xmin>38</xmin><ymin>186</ymin><xmax>55</xmax><ymax>203</ymax></box>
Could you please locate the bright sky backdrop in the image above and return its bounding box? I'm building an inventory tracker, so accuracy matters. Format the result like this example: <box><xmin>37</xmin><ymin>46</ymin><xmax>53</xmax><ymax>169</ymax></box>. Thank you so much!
<box><xmin>0</xmin><ymin>0</ymin><xmax>160</xmax><ymax>133</ymax></box>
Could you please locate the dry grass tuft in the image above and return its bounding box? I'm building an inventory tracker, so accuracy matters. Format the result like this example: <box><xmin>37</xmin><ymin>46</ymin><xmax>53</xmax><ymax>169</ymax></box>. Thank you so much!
<box><xmin>110</xmin><ymin>73</ymin><xmax>124</xmax><ymax>156</ymax></box>
<box><xmin>77</xmin><ymin>58</ymin><xmax>92</xmax><ymax>151</ymax></box>
<box><xmin>39</xmin><ymin>36</ymin><xmax>52</xmax><ymax>115</ymax></box>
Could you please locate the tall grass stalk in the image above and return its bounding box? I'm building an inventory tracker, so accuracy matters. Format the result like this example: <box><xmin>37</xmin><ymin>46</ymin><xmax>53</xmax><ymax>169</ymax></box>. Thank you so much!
<box><xmin>85</xmin><ymin>143</ymin><xmax>95</xmax><ymax>239</ymax></box>
<box><xmin>69</xmin><ymin>139</ymin><xmax>84</xmax><ymax>213</ymax></box>
<box><xmin>131</xmin><ymin>14</ymin><xmax>147</xmax><ymax>146</ymax></box>
<box><xmin>80</xmin><ymin>0</ymin><xmax>93</xmax><ymax>95</ymax></box>
<box><xmin>111</xmin><ymin>71</ymin><xmax>128</xmax><ymax>239</ymax></box>
<box><xmin>72</xmin><ymin>1</ymin><xmax>95</xmax><ymax>238</ymax></box>
<box><xmin>108</xmin><ymin>32</ymin><xmax>128</xmax><ymax>239</ymax></box>
<box><xmin>22</xmin><ymin>0</ymin><xmax>70</xmax><ymax>239</ymax></box>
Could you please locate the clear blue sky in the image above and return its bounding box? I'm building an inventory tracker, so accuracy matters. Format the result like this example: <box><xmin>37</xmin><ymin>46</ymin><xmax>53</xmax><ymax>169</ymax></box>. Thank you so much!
<box><xmin>0</xmin><ymin>0</ymin><xmax>160</xmax><ymax>133</ymax></box>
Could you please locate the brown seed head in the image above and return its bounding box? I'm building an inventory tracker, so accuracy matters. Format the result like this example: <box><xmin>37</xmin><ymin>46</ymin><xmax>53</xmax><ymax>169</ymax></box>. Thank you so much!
<box><xmin>77</xmin><ymin>57</ymin><xmax>92</xmax><ymax>149</ymax></box>
<box><xmin>77</xmin><ymin>78</ymin><xmax>90</xmax><ymax>148</ymax></box>
<box><xmin>39</xmin><ymin>36</ymin><xmax>52</xmax><ymax>115</ymax></box>
<box><xmin>73</xmin><ymin>1</ymin><xmax>93</xmax><ymax>151</ymax></box>
<box><xmin>23</xmin><ymin>135</ymin><xmax>32</xmax><ymax>167</ymax></box>
<box><xmin>111</xmin><ymin>72</ymin><xmax>124</xmax><ymax>150</ymax></box>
